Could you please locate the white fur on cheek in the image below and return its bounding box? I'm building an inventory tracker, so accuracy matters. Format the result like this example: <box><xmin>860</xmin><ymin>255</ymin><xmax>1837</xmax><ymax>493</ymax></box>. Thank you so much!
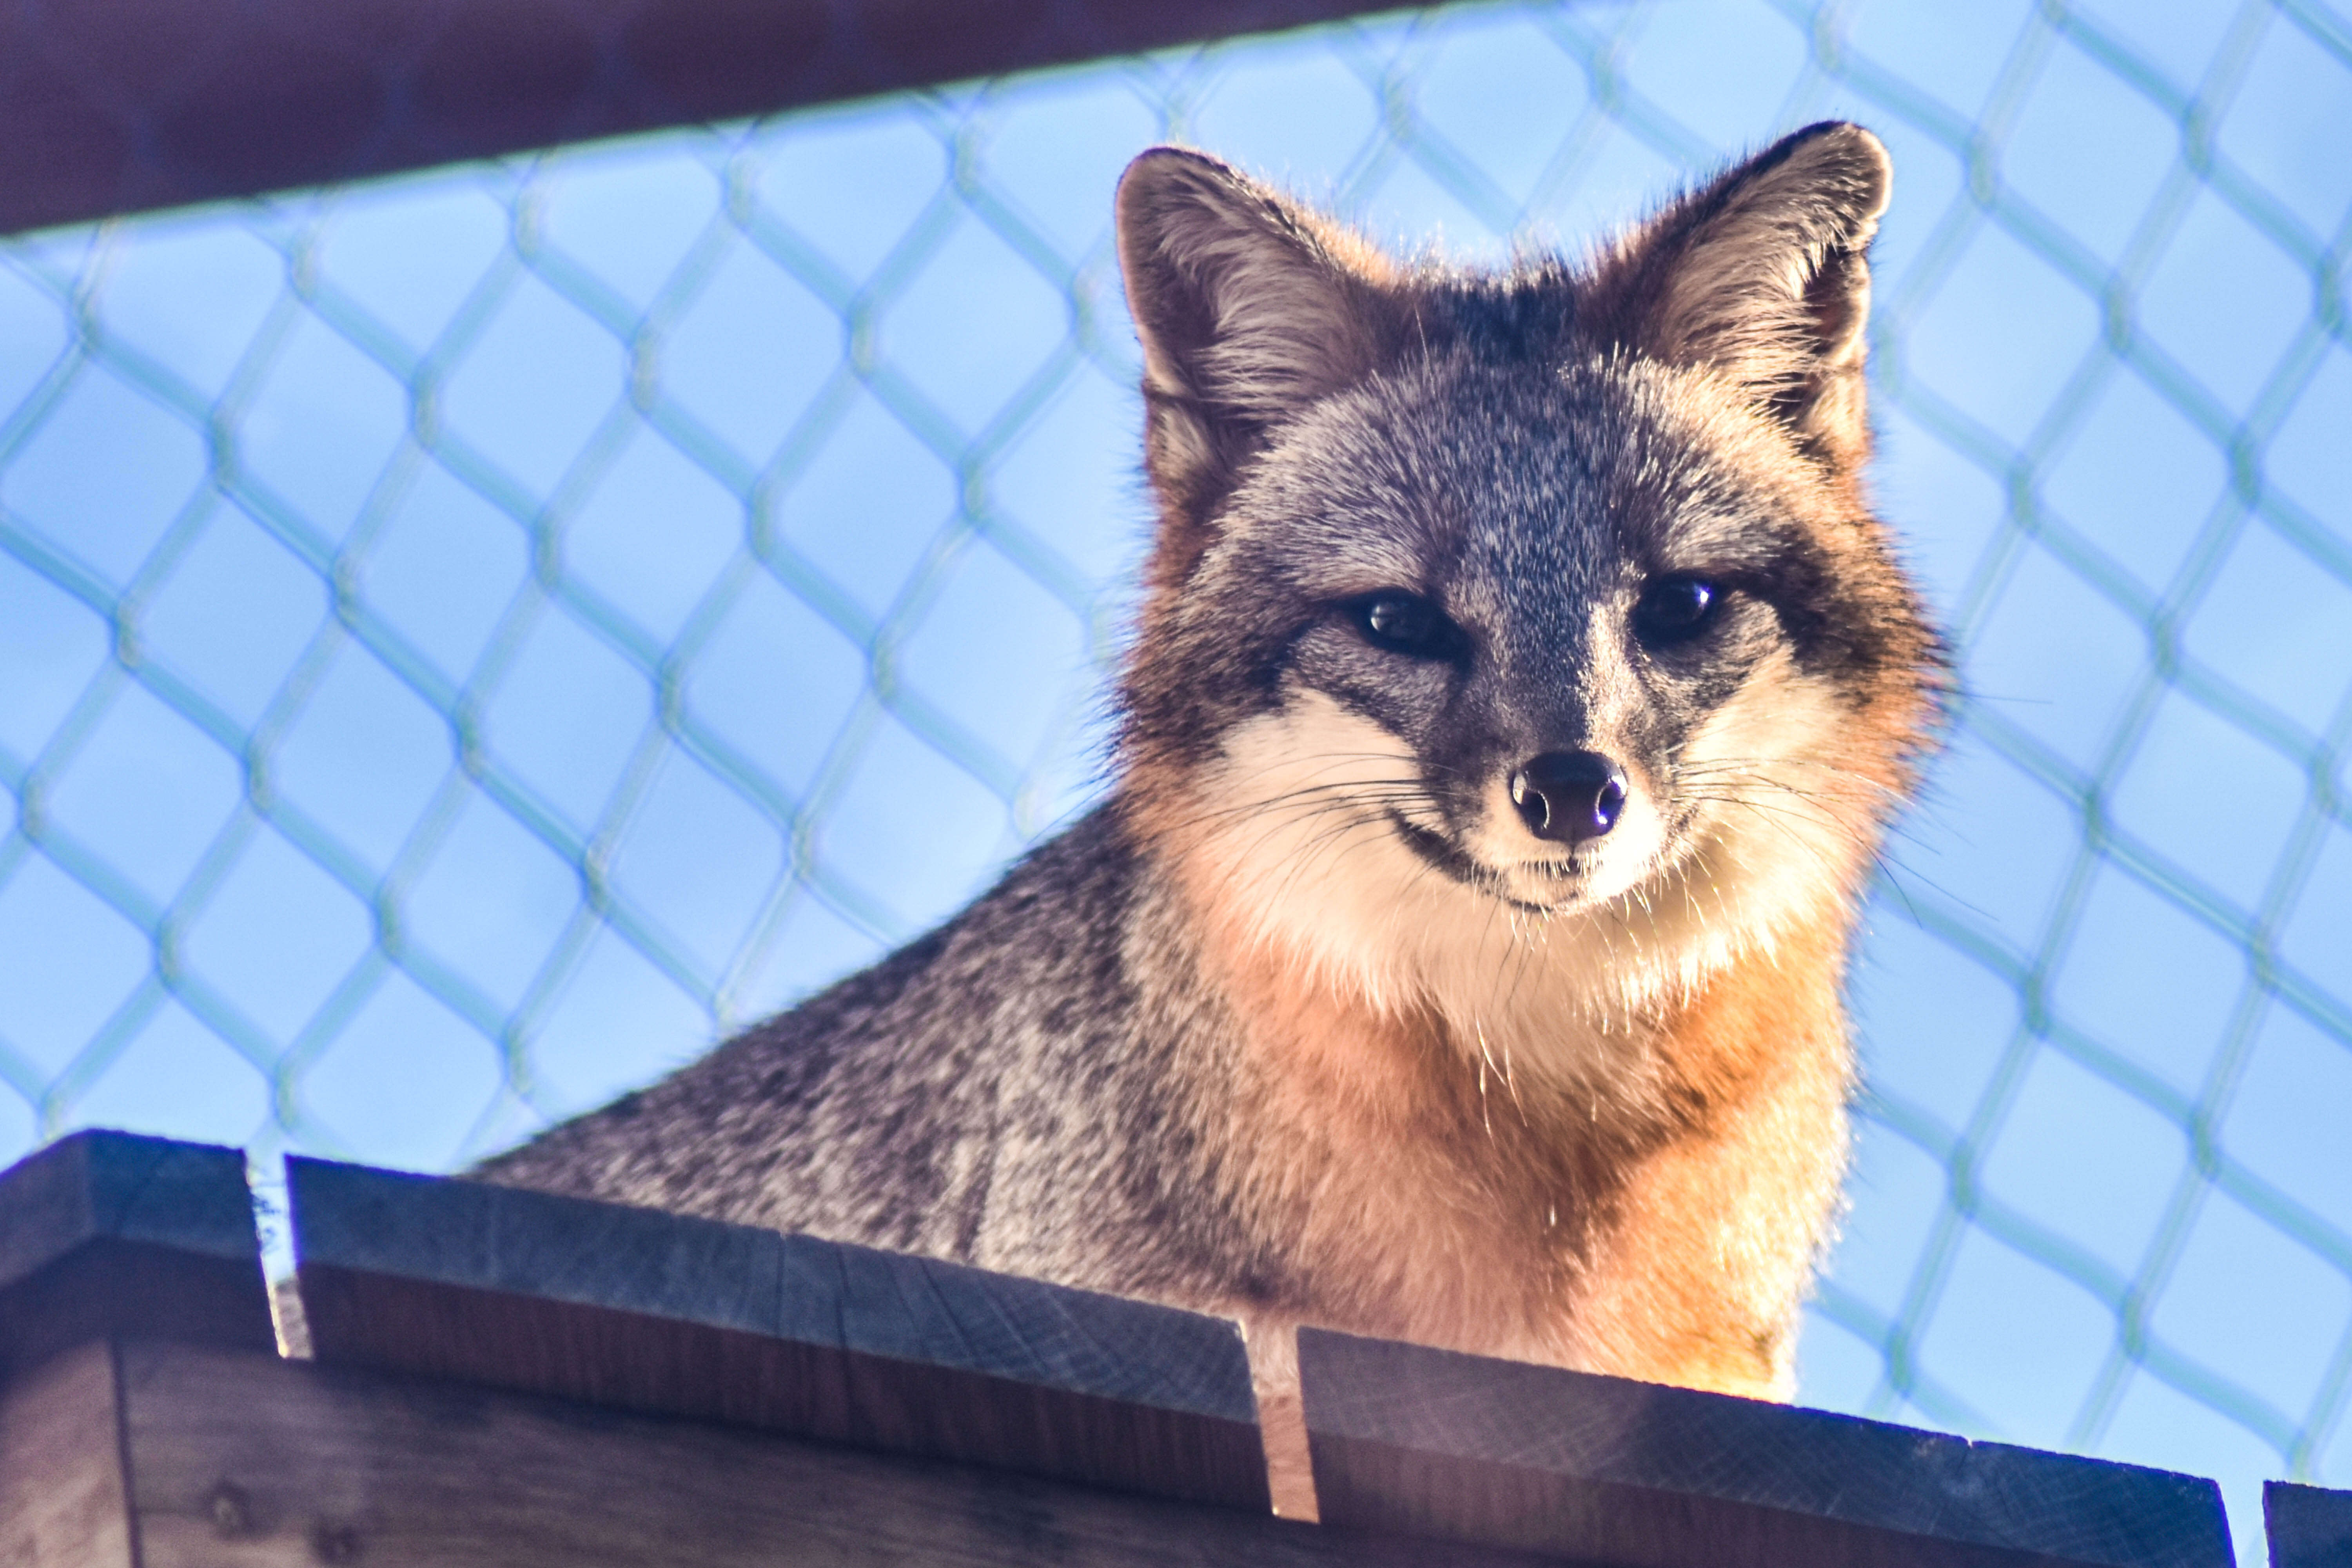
<box><xmin>1180</xmin><ymin>693</ymin><xmax>1656</xmax><ymax>1090</ymax></box>
<box><xmin>1664</xmin><ymin>646</ymin><xmax>1873</xmax><ymax>944</ymax></box>
<box><xmin>1178</xmin><ymin>666</ymin><xmax>1868</xmax><ymax>1088</ymax></box>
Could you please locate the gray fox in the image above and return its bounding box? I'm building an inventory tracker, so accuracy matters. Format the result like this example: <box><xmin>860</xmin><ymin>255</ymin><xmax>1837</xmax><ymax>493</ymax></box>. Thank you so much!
<box><xmin>478</xmin><ymin>121</ymin><xmax>1940</xmax><ymax>1514</ymax></box>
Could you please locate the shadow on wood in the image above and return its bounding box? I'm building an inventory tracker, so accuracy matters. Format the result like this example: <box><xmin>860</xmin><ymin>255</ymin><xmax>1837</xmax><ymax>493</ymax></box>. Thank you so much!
<box><xmin>289</xmin><ymin>1156</ymin><xmax>1270</xmax><ymax>1511</ymax></box>
<box><xmin>1298</xmin><ymin>1328</ymin><xmax>2235</xmax><ymax>1568</ymax></box>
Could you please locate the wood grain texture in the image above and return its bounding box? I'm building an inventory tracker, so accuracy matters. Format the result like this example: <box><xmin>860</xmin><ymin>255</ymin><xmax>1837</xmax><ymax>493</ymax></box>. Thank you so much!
<box><xmin>0</xmin><ymin>1340</ymin><xmax>133</xmax><ymax>1568</ymax></box>
<box><xmin>2269</xmin><ymin>1481</ymin><xmax>2352</xmax><ymax>1568</ymax></box>
<box><xmin>118</xmin><ymin>1340</ymin><xmax>1564</xmax><ymax>1568</ymax></box>
<box><xmin>288</xmin><ymin>1156</ymin><xmax>1270</xmax><ymax>1510</ymax></box>
<box><xmin>0</xmin><ymin>1130</ymin><xmax>273</xmax><ymax>1378</ymax></box>
<box><xmin>1298</xmin><ymin>1329</ymin><xmax>2235</xmax><ymax>1568</ymax></box>
<box><xmin>0</xmin><ymin>0</ymin><xmax>1412</xmax><ymax>234</ymax></box>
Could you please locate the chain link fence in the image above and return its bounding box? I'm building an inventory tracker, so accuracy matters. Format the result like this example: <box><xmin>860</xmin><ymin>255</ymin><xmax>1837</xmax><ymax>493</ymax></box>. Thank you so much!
<box><xmin>2</xmin><ymin>0</ymin><xmax>2347</xmax><ymax>1556</ymax></box>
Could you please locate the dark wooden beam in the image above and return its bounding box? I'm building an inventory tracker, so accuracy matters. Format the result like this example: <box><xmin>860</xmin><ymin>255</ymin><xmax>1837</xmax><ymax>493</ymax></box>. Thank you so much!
<box><xmin>2269</xmin><ymin>1481</ymin><xmax>2352</xmax><ymax>1568</ymax></box>
<box><xmin>0</xmin><ymin>0</ymin><xmax>1416</xmax><ymax>236</ymax></box>
<box><xmin>0</xmin><ymin>1129</ymin><xmax>273</xmax><ymax>1380</ymax></box>
<box><xmin>287</xmin><ymin>1156</ymin><xmax>1271</xmax><ymax>1511</ymax></box>
<box><xmin>1297</xmin><ymin>1328</ymin><xmax>2236</xmax><ymax>1568</ymax></box>
<box><xmin>57</xmin><ymin>1338</ymin><xmax>1560</xmax><ymax>1568</ymax></box>
<box><xmin>0</xmin><ymin>1342</ymin><xmax>133</xmax><ymax>1567</ymax></box>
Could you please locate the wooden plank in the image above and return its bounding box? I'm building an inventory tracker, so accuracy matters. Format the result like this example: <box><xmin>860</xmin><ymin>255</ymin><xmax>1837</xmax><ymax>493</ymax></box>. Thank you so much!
<box><xmin>1298</xmin><ymin>1328</ymin><xmax>2235</xmax><ymax>1568</ymax></box>
<box><xmin>2269</xmin><ymin>1481</ymin><xmax>2352</xmax><ymax>1568</ymax></box>
<box><xmin>0</xmin><ymin>1340</ymin><xmax>134</xmax><ymax>1568</ymax></box>
<box><xmin>0</xmin><ymin>1130</ymin><xmax>273</xmax><ymax>1379</ymax></box>
<box><xmin>119</xmin><ymin>1339</ymin><xmax>1565</xmax><ymax>1568</ymax></box>
<box><xmin>0</xmin><ymin>0</ymin><xmax>1413</xmax><ymax>235</ymax></box>
<box><xmin>288</xmin><ymin>1156</ymin><xmax>1271</xmax><ymax>1511</ymax></box>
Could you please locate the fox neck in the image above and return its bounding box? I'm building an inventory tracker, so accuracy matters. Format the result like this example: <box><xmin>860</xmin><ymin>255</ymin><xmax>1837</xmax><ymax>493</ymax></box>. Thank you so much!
<box><xmin>1123</xmin><ymin>691</ymin><xmax>1871</xmax><ymax>1391</ymax></box>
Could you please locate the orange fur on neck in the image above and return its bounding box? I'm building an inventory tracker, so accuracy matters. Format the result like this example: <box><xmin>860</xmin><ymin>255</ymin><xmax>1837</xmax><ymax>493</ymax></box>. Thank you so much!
<box><xmin>1574</xmin><ymin>914</ymin><xmax>1854</xmax><ymax>1397</ymax></box>
<box><xmin>1151</xmin><ymin>796</ymin><xmax>1602</xmax><ymax>1355</ymax></box>
<box><xmin>1141</xmin><ymin>761</ymin><xmax>1861</xmax><ymax>1400</ymax></box>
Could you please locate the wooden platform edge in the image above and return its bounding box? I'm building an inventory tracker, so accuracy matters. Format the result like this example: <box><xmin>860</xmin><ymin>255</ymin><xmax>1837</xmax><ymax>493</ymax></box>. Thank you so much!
<box><xmin>1298</xmin><ymin>1328</ymin><xmax>2235</xmax><ymax>1568</ymax></box>
<box><xmin>0</xmin><ymin>1131</ymin><xmax>273</xmax><ymax>1379</ymax></box>
<box><xmin>2267</xmin><ymin>1481</ymin><xmax>2352</xmax><ymax>1568</ymax></box>
<box><xmin>94</xmin><ymin>1339</ymin><xmax>1564</xmax><ymax>1568</ymax></box>
<box><xmin>0</xmin><ymin>1128</ymin><xmax>258</xmax><ymax>1285</ymax></box>
<box><xmin>288</xmin><ymin>1154</ymin><xmax>1271</xmax><ymax>1512</ymax></box>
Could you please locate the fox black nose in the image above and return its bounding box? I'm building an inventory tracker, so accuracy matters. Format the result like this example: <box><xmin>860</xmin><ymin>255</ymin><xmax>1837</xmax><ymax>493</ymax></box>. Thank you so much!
<box><xmin>1510</xmin><ymin>751</ymin><xmax>1628</xmax><ymax>844</ymax></box>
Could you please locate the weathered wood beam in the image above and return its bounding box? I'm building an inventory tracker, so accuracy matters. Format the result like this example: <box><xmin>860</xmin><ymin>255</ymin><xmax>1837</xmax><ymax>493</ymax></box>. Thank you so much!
<box><xmin>0</xmin><ymin>1136</ymin><xmax>2270</xmax><ymax>1568</ymax></box>
<box><xmin>287</xmin><ymin>1155</ymin><xmax>1271</xmax><ymax>1511</ymax></box>
<box><xmin>5</xmin><ymin>1339</ymin><xmax>1562</xmax><ymax>1568</ymax></box>
<box><xmin>1298</xmin><ymin>1328</ymin><xmax>2236</xmax><ymax>1568</ymax></box>
<box><xmin>0</xmin><ymin>1342</ymin><xmax>133</xmax><ymax>1568</ymax></box>
<box><xmin>2268</xmin><ymin>1481</ymin><xmax>2352</xmax><ymax>1568</ymax></box>
<box><xmin>0</xmin><ymin>1129</ymin><xmax>273</xmax><ymax>1380</ymax></box>
<box><xmin>0</xmin><ymin>0</ymin><xmax>1416</xmax><ymax>236</ymax></box>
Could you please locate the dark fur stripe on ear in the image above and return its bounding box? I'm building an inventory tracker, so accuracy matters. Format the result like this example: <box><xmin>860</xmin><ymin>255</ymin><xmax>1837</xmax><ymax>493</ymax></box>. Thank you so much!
<box><xmin>1115</xmin><ymin>148</ymin><xmax>1399</xmax><ymax>586</ymax></box>
<box><xmin>1579</xmin><ymin>122</ymin><xmax>1891</xmax><ymax>474</ymax></box>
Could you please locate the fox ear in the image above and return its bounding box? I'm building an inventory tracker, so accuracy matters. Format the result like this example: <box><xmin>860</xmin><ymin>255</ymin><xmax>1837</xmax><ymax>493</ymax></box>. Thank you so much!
<box><xmin>1116</xmin><ymin>147</ymin><xmax>1394</xmax><ymax>581</ymax></box>
<box><xmin>1583</xmin><ymin>122</ymin><xmax>1890</xmax><ymax>474</ymax></box>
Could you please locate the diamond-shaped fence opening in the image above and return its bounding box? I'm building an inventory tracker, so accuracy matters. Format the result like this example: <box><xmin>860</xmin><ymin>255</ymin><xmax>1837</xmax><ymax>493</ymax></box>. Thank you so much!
<box><xmin>2</xmin><ymin>0</ymin><xmax>2349</xmax><ymax>1558</ymax></box>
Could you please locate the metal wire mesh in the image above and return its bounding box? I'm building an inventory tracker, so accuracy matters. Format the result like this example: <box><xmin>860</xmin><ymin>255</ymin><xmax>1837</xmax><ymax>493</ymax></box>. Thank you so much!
<box><xmin>2</xmin><ymin>0</ymin><xmax>2347</xmax><ymax>1555</ymax></box>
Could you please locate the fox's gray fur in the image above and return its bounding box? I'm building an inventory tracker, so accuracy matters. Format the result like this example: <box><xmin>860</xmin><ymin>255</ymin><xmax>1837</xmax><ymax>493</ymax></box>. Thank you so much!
<box><xmin>479</xmin><ymin>122</ymin><xmax>1940</xmax><ymax>1512</ymax></box>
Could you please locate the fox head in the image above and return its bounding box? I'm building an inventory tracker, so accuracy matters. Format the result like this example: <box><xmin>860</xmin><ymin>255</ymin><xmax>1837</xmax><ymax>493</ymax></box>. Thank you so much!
<box><xmin>1112</xmin><ymin>123</ymin><xmax>1940</xmax><ymax>1064</ymax></box>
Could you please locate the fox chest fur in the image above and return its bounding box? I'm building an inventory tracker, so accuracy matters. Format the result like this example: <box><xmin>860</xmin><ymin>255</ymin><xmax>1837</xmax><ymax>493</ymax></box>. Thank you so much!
<box><xmin>479</xmin><ymin>120</ymin><xmax>1939</xmax><ymax>1494</ymax></box>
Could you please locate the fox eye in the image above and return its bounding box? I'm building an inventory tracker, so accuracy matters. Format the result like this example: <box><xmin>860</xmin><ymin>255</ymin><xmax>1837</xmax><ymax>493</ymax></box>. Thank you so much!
<box><xmin>1634</xmin><ymin>575</ymin><xmax>1719</xmax><ymax>647</ymax></box>
<box><xmin>1354</xmin><ymin>593</ymin><xmax>1456</xmax><ymax>659</ymax></box>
